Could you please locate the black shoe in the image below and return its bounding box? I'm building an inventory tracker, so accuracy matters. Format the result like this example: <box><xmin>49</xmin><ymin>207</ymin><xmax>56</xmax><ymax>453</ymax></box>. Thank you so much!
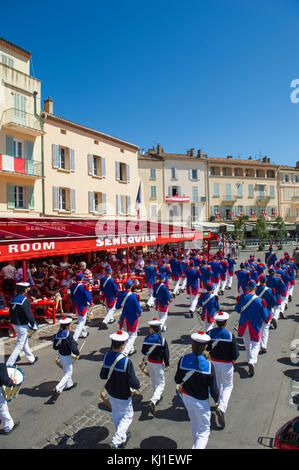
<box><xmin>285</xmin><ymin>304</ymin><xmax>288</xmax><ymax>310</ymax></box>
<box><xmin>31</xmin><ymin>357</ymin><xmax>39</xmax><ymax>365</ymax></box>
<box><xmin>128</xmin><ymin>349</ymin><xmax>137</xmax><ymax>356</ymax></box>
<box><xmin>51</xmin><ymin>389</ymin><xmax>61</xmax><ymax>402</ymax></box>
<box><xmin>271</xmin><ymin>318</ymin><xmax>277</xmax><ymax>329</ymax></box>
<box><xmin>64</xmin><ymin>383</ymin><xmax>77</xmax><ymax>391</ymax></box>
<box><xmin>259</xmin><ymin>347</ymin><xmax>267</xmax><ymax>354</ymax></box>
<box><xmin>289</xmin><ymin>295</ymin><xmax>292</xmax><ymax>302</ymax></box>
<box><xmin>4</xmin><ymin>421</ymin><xmax>20</xmax><ymax>435</ymax></box>
<box><xmin>108</xmin><ymin>319</ymin><xmax>116</xmax><ymax>325</ymax></box>
<box><xmin>216</xmin><ymin>408</ymin><xmax>225</xmax><ymax>428</ymax></box>
<box><xmin>189</xmin><ymin>310</ymin><xmax>194</xmax><ymax>318</ymax></box>
<box><xmin>122</xmin><ymin>431</ymin><xmax>132</xmax><ymax>448</ymax></box>
<box><xmin>279</xmin><ymin>311</ymin><xmax>285</xmax><ymax>319</ymax></box>
<box><xmin>148</xmin><ymin>401</ymin><xmax>156</xmax><ymax>416</ymax></box>
<box><xmin>101</xmin><ymin>323</ymin><xmax>109</xmax><ymax>330</ymax></box>
<box><xmin>80</xmin><ymin>332</ymin><xmax>89</xmax><ymax>338</ymax></box>
<box><xmin>248</xmin><ymin>364</ymin><xmax>255</xmax><ymax>377</ymax></box>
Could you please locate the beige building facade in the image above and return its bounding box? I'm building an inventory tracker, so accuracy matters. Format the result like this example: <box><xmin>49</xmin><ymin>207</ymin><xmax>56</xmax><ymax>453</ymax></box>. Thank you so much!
<box><xmin>0</xmin><ymin>37</ymin><xmax>43</xmax><ymax>217</ymax></box>
<box><xmin>278</xmin><ymin>164</ymin><xmax>299</xmax><ymax>223</ymax></box>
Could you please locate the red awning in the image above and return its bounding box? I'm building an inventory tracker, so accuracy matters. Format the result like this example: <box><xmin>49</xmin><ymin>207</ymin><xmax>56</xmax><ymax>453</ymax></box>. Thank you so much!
<box><xmin>0</xmin><ymin>217</ymin><xmax>217</xmax><ymax>261</ymax></box>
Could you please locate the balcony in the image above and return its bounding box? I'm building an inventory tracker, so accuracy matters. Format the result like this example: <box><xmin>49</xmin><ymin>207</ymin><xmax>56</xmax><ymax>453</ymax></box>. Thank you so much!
<box><xmin>256</xmin><ymin>195</ymin><xmax>270</xmax><ymax>205</ymax></box>
<box><xmin>165</xmin><ymin>195</ymin><xmax>190</xmax><ymax>203</ymax></box>
<box><xmin>222</xmin><ymin>195</ymin><xmax>236</xmax><ymax>205</ymax></box>
<box><xmin>1</xmin><ymin>108</ymin><xmax>44</xmax><ymax>136</ymax></box>
<box><xmin>292</xmin><ymin>196</ymin><xmax>299</xmax><ymax>202</ymax></box>
<box><xmin>0</xmin><ymin>155</ymin><xmax>42</xmax><ymax>178</ymax></box>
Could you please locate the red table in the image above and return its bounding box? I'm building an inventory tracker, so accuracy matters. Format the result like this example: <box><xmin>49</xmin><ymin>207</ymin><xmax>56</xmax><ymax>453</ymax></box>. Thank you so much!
<box><xmin>0</xmin><ymin>307</ymin><xmax>16</xmax><ymax>337</ymax></box>
<box><xmin>31</xmin><ymin>299</ymin><xmax>56</xmax><ymax>324</ymax></box>
<box><xmin>115</xmin><ymin>276</ymin><xmax>143</xmax><ymax>292</ymax></box>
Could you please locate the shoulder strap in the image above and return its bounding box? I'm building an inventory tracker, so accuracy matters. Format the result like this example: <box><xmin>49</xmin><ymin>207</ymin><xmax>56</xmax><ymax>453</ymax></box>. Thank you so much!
<box><xmin>240</xmin><ymin>294</ymin><xmax>258</xmax><ymax>313</ymax></box>
<box><xmin>107</xmin><ymin>353</ymin><xmax>125</xmax><ymax>381</ymax></box>
<box><xmin>257</xmin><ymin>286</ymin><xmax>268</xmax><ymax>298</ymax></box>
<box><xmin>156</xmin><ymin>283</ymin><xmax>163</xmax><ymax>295</ymax></box>
<box><xmin>103</xmin><ymin>276</ymin><xmax>111</xmax><ymax>289</ymax></box>
<box><xmin>73</xmin><ymin>283</ymin><xmax>82</xmax><ymax>296</ymax></box>
<box><xmin>120</xmin><ymin>291</ymin><xmax>132</xmax><ymax>309</ymax></box>
<box><xmin>202</xmin><ymin>293</ymin><xmax>214</xmax><ymax>308</ymax></box>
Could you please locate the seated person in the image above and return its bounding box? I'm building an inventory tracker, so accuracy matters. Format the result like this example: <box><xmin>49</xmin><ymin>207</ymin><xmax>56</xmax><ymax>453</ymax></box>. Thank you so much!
<box><xmin>44</xmin><ymin>277</ymin><xmax>64</xmax><ymax>313</ymax></box>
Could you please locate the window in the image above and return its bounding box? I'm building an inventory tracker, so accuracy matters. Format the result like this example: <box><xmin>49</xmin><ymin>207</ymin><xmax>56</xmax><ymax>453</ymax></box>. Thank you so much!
<box><xmin>150</xmin><ymin>168</ymin><xmax>156</xmax><ymax>179</ymax></box>
<box><xmin>14</xmin><ymin>186</ymin><xmax>25</xmax><ymax>209</ymax></box>
<box><xmin>89</xmin><ymin>191</ymin><xmax>106</xmax><ymax>214</ymax></box>
<box><xmin>171</xmin><ymin>167</ymin><xmax>178</xmax><ymax>180</ymax></box>
<box><xmin>284</xmin><ymin>188</ymin><xmax>291</xmax><ymax>201</ymax></box>
<box><xmin>59</xmin><ymin>147</ymin><xmax>66</xmax><ymax>169</ymax></box>
<box><xmin>116</xmin><ymin>195</ymin><xmax>131</xmax><ymax>215</ymax></box>
<box><xmin>192</xmin><ymin>186</ymin><xmax>199</xmax><ymax>202</ymax></box>
<box><xmin>213</xmin><ymin>183</ymin><xmax>219</xmax><ymax>197</ymax></box>
<box><xmin>283</xmin><ymin>174</ymin><xmax>291</xmax><ymax>183</ymax></box>
<box><xmin>236</xmin><ymin>183</ymin><xmax>243</xmax><ymax>197</ymax></box>
<box><xmin>236</xmin><ymin>205</ymin><xmax>244</xmax><ymax>216</ymax></box>
<box><xmin>14</xmin><ymin>93</ymin><xmax>26</xmax><ymax>125</ymax></box>
<box><xmin>285</xmin><ymin>207</ymin><xmax>291</xmax><ymax>217</ymax></box>
<box><xmin>189</xmin><ymin>169</ymin><xmax>200</xmax><ymax>180</ymax></box>
<box><xmin>150</xmin><ymin>186</ymin><xmax>157</xmax><ymax>199</ymax></box>
<box><xmin>269</xmin><ymin>185</ymin><xmax>275</xmax><ymax>198</ymax></box>
<box><xmin>210</xmin><ymin>167</ymin><xmax>215</xmax><ymax>176</ymax></box>
<box><xmin>59</xmin><ymin>188</ymin><xmax>67</xmax><ymax>211</ymax></box>
<box><xmin>225</xmin><ymin>183</ymin><xmax>231</xmax><ymax>200</ymax></box>
<box><xmin>169</xmin><ymin>205</ymin><xmax>181</xmax><ymax>217</ymax></box>
<box><xmin>248</xmin><ymin>184</ymin><xmax>254</xmax><ymax>198</ymax></box>
<box><xmin>52</xmin><ymin>145</ymin><xmax>75</xmax><ymax>171</ymax></box>
<box><xmin>1</xmin><ymin>54</ymin><xmax>14</xmax><ymax>67</ymax></box>
<box><xmin>7</xmin><ymin>184</ymin><xmax>34</xmax><ymax>210</ymax></box>
<box><xmin>168</xmin><ymin>186</ymin><xmax>181</xmax><ymax>196</ymax></box>
<box><xmin>293</xmin><ymin>174</ymin><xmax>299</xmax><ymax>183</ymax></box>
<box><xmin>296</xmin><ymin>207</ymin><xmax>299</xmax><ymax>219</ymax></box>
<box><xmin>116</xmin><ymin>162</ymin><xmax>130</xmax><ymax>183</ymax></box>
<box><xmin>88</xmin><ymin>154</ymin><xmax>106</xmax><ymax>177</ymax></box>
<box><xmin>150</xmin><ymin>204</ymin><xmax>158</xmax><ymax>218</ymax></box>
<box><xmin>13</xmin><ymin>139</ymin><xmax>24</xmax><ymax>158</ymax></box>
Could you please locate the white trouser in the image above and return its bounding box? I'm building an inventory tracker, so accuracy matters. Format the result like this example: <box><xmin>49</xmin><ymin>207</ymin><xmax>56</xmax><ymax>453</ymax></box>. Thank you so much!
<box><xmin>6</xmin><ymin>325</ymin><xmax>35</xmax><ymax>366</ymax></box>
<box><xmin>147</xmin><ymin>361</ymin><xmax>165</xmax><ymax>405</ymax></box>
<box><xmin>190</xmin><ymin>293</ymin><xmax>199</xmax><ymax>313</ymax></box>
<box><xmin>220</xmin><ymin>278</ymin><xmax>227</xmax><ymax>291</ymax></box>
<box><xmin>213</xmin><ymin>281</ymin><xmax>220</xmax><ymax>295</ymax></box>
<box><xmin>173</xmin><ymin>278</ymin><xmax>181</xmax><ymax>295</ymax></box>
<box><xmin>182</xmin><ymin>394</ymin><xmax>211</xmax><ymax>449</ymax></box>
<box><xmin>204</xmin><ymin>319</ymin><xmax>214</xmax><ymax>333</ymax></box>
<box><xmin>103</xmin><ymin>302</ymin><xmax>116</xmax><ymax>325</ymax></box>
<box><xmin>288</xmin><ymin>285</ymin><xmax>294</xmax><ymax>297</ymax></box>
<box><xmin>122</xmin><ymin>327</ymin><xmax>138</xmax><ymax>356</ymax></box>
<box><xmin>272</xmin><ymin>305</ymin><xmax>281</xmax><ymax>321</ymax></box>
<box><xmin>260</xmin><ymin>321</ymin><xmax>270</xmax><ymax>349</ymax></box>
<box><xmin>147</xmin><ymin>288</ymin><xmax>155</xmax><ymax>307</ymax></box>
<box><xmin>109</xmin><ymin>396</ymin><xmax>134</xmax><ymax>447</ymax></box>
<box><xmin>0</xmin><ymin>391</ymin><xmax>14</xmax><ymax>433</ymax></box>
<box><xmin>280</xmin><ymin>296</ymin><xmax>287</xmax><ymax>314</ymax></box>
<box><xmin>227</xmin><ymin>275</ymin><xmax>233</xmax><ymax>288</ymax></box>
<box><xmin>181</xmin><ymin>277</ymin><xmax>187</xmax><ymax>290</ymax></box>
<box><xmin>73</xmin><ymin>313</ymin><xmax>88</xmax><ymax>342</ymax></box>
<box><xmin>158</xmin><ymin>308</ymin><xmax>168</xmax><ymax>331</ymax></box>
<box><xmin>56</xmin><ymin>354</ymin><xmax>73</xmax><ymax>392</ymax></box>
<box><xmin>242</xmin><ymin>327</ymin><xmax>260</xmax><ymax>366</ymax></box>
<box><xmin>211</xmin><ymin>361</ymin><xmax>234</xmax><ymax>413</ymax></box>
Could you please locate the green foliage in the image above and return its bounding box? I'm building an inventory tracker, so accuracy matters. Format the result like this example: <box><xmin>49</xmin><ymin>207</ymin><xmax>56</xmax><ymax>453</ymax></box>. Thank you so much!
<box><xmin>234</xmin><ymin>216</ymin><xmax>246</xmax><ymax>242</ymax></box>
<box><xmin>253</xmin><ymin>215</ymin><xmax>268</xmax><ymax>241</ymax></box>
<box><xmin>275</xmin><ymin>216</ymin><xmax>286</xmax><ymax>242</ymax></box>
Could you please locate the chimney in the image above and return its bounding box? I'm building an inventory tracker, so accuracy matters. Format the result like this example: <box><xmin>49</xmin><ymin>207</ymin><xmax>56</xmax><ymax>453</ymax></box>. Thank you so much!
<box><xmin>296</xmin><ymin>161</ymin><xmax>299</xmax><ymax>168</ymax></box>
<box><xmin>227</xmin><ymin>155</ymin><xmax>233</xmax><ymax>159</ymax></box>
<box><xmin>190</xmin><ymin>148</ymin><xmax>195</xmax><ymax>157</ymax></box>
<box><xmin>197</xmin><ymin>149</ymin><xmax>203</xmax><ymax>158</ymax></box>
<box><xmin>248</xmin><ymin>156</ymin><xmax>252</xmax><ymax>160</ymax></box>
<box><xmin>44</xmin><ymin>96</ymin><xmax>53</xmax><ymax>114</ymax></box>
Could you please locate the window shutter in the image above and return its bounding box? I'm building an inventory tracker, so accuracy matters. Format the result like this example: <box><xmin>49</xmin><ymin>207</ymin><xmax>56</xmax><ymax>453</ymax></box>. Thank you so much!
<box><xmin>116</xmin><ymin>161</ymin><xmax>120</xmax><ymax>181</ymax></box>
<box><xmin>197</xmin><ymin>169</ymin><xmax>200</xmax><ymax>180</ymax></box>
<box><xmin>192</xmin><ymin>186</ymin><xmax>198</xmax><ymax>202</ymax></box>
<box><xmin>27</xmin><ymin>185</ymin><xmax>34</xmax><ymax>210</ymax></box>
<box><xmin>89</xmin><ymin>191</ymin><xmax>95</xmax><ymax>212</ymax></box>
<box><xmin>6</xmin><ymin>135</ymin><xmax>14</xmax><ymax>156</ymax></box>
<box><xmin>189</xmin><ymin>169</ymin><xmax>193</xmax><ymax>180</ymax></box>
<box><xmin>126</xmin><ymin>164</ymin><xmax>130</xmax><ymax>182</ymax></box>
<box><xmin>52</xmin><ymin>144</ymin><xmax>59</xmax><ymax>168</ymax></box>
<box><xmin>53</xmin><ymin>186</ymin><xmax>59</xmax><ymax>211</ymax></box>
<box><xmin>177</xmin><ymin>186</ymin><xmax>182</xmax><ymax>196</ymax></box>
<box><xmin>102</xmin><ymin>192</ymin><xmax>107</xmax><ymax>214</ymax></box>
<box><xmin>88</xmin><ymin>154</ymin><xmax>94</xmax><ymax>175</ymax></box>
<box><xmin>116</xmin><ymin>194</ymin><xmax>120</xmax><ymax>214</ymax></box>
<box><xmin>70</xmin><ymin>148</ymin><xmax>75</xmax><ymax>172</ymax></box>
<box><xmin>101</xmin><ymin>157</ymin><xmax>106</xmax><ymax>177</ymax></box>
<box><xmin>7</xmin><ymin>183</ymin><xmax>15</xmax><ymax>209</ymax></box>
<box><xmin>25</xmin><ymin>140</ymin><xmax>33</xmax><ymax>160</ymax></box>
<box><xmin>127</xmin><ymin>196</ymin><xmax>131</xmax><ymax>215</ymax></box>
<box><xmin>168</xmin><ymin>186</ymin><xmax>172</xmax><ymax>196</ymax></box>
<box><xmin>70</xmin><ymin>189</ymin><xmax>76</xmax><ymax>212</ymax></box>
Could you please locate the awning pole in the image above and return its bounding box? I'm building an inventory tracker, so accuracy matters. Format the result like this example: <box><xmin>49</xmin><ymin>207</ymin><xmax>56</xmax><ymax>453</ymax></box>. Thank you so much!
<box><xmin>126</xmin><ymin>248</ymin><xmax>130</xmax><ymax>276</ymax></box>
<box><xmin>178</xmin><ymin>241</ymin><xmax>181</xmax><ymax>260</ymax></box>
<box><xmin>22</xmin><ymin>260</ymin><xmax>27</xmax><ymax>282</ymax></box>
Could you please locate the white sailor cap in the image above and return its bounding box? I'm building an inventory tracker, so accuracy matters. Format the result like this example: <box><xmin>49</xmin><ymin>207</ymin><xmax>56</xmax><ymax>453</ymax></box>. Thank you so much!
<box><xmin>109</xmin><ymin>330</ymin><xmax>129</xmax><ymax>342</ymax></box>
<box><xmin>214</xmin><ymin>311</ymin><xmax>229</xmax><ymax>321</ymax></box>
<box><xmin>16</xmin><ymin>282</ymin><xmax>30</xmax><ymax>287</ymax></box>
<box><xmin>191</xmin><ymin>330</ymin><xmax>211</xmax><ymax>343</ymax></box>
<box><xmin>59</xmin><ymin>316</ymin><xmax>72</xmax><ymax>325</ymax></box>
<box><xmin>148</xmin><ymin>318</ymin><xmax>162</xmax><ymax>327</ymax></box>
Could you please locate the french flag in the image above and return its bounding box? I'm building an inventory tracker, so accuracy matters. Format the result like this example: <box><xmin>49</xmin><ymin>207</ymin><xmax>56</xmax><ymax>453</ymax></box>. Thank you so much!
<box><xmin>135</xmin><ymin>182</ymin><xmax>141</xmax><ymax>219</ymax></box>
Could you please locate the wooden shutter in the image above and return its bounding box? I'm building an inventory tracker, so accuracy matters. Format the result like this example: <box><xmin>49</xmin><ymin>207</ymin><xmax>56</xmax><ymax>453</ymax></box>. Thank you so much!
<box><xmin>127</xmin><ymin>196</ymin><xmax>131</xmax><ymax>215</ymax></box>
<box><xmin>6</xmin><ymin>135</ymin><xmax>14</xmax><ymax>156</ymax></box>
<box><xmin>116</xmin><ymin>194</ymin><xmax>120</xmax><ymax>214</ymax></box>
<box><xmin>26</xmin><ymin>140</ymin><xmax>33</xmax><ymax>160</ymax></box>
<box><xmin>189</xmin><ymin>169</ymin><xmax>193</xmax><ymax>180</ymax></box>
<box><xmin>89</xmin><ymin>191</ymin><xmax>95</xmax><ymax>212</ymax></box>
<box><xmin>52</xmin><ymin>144</ymin><xmax>59</xmax><ymax>168</ymax></box>
<box><xmin>70</xmin><ymin>148</ymin><xmax>75</xmax><ymax>172</ymax></box>
<box><xmin>53</xmin><ymin>186</ymin><xmax>59</xmax><ymax>211</ymax></box>
<box><xmin>102</xmin><ymin>192</ymin><xmax>107</xmax><ymax>214</ymax></box>
<box><xmin>70</xmin><ymin>189</ymin><xmax>76</xmax><ymax>212</ymax></box>
<box><xmin>115</xmin><ymin>161</ymin><xmax>120</xmax><ymax>181</ymax></box>
<box><xmin>101</xmin><ymin>157</ymin><xmax>106</xmax><ymax>177</ymax></box>
<box><xmin>126</xmin><ymin>164</ymin><xmax>130</xmax><ymax>182</ymax></box>
<box><xmin>88</xmin><ymin>153</ymin><xmax>94</xmax><ymax>175</ymax></box>
<box><xmin>197</xmin><ymin>169</ymin><xmax>200</xmax><ymax>180</ymax></box>
<box><xmin>27</xmin><ymin>185</ymin><xmax>34</xmax><ymax>210</ymax></box>
<box><xmin>7</xmin><ymin>183</ymin><xmax>15</xmax><ymax>209</ymax></box>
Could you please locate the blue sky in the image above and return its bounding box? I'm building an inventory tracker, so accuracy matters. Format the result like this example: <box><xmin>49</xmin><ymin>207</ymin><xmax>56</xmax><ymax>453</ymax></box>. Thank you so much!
<box><xmin>2</xmin><ymin>0</ymin><xmax>299</xmax><ymax>165</ymax></box>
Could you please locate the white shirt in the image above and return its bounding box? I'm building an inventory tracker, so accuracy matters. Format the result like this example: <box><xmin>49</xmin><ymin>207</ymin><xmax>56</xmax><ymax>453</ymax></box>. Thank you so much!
<box><xmin>0</xmin><ymin>264</ymin><xmax>16</xmax><ymax>280</ymax></box>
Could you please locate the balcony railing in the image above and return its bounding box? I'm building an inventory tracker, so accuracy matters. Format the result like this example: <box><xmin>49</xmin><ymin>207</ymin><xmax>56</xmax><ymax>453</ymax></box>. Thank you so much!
<box><xmin>0</xmin><ymin>157</ymin><xmax>42</xmax><ymax>177</ymax></box>
<box><xmin>256</xmin><ymin>195</ymin><xmax>270</xmax><ymax>205</ymax></box>
<box><xmin>1</xmin><ymin>108</ymin><xmax>44</xmax><ymax>135</ymax></box>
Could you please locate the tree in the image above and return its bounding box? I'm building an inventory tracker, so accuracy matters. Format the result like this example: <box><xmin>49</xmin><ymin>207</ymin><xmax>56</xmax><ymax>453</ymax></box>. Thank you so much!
<box><xmin>275</xmin><ymin>216</ymin><xmax>286</xmax><ymax>244</ymax></box>
<box><xmin>253</xmin><ymin>215</ymin><xmax>269</xmax><ymax>249</ymax></box>
<box><xmin>233</xmin><ymin>216</ymin><xmax>246</xmax><ymax>242</ymax></box>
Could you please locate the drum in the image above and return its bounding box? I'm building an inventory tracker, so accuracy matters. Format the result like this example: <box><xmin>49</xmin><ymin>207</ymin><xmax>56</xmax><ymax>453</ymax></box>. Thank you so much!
<box><xmin>139</xmin><ymin>358</ymin><xmax>149</xmax><ymax>377</ymax></box>
<box><xmin>54</xmin><ymin>353</ymin><xmax>79</xmax><ymax>369</ymax></box>
<box><xmin>100</xmin><ymin>388</ymin><xmax>137</xmax><ymax>410</ymax></box>
<box><xmin>2</xmin><ymin>366</ymin><xmax>25</xmax><ymax>402</ymax></box>
<box><xmin>27</xmin><ymin>322</ymin><xmax>38</xmax><ymax>338</ymax></box>
<box><xmin>175</xmin><ymin>384</ymin><xmax>185</xmax><ymax>407</ymax></box>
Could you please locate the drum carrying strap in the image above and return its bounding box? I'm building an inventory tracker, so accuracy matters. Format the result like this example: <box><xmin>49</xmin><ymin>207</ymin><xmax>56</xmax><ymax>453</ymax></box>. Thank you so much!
<box><xmin>240</xmin><ymin>294</ymin><xmax>258</xmax><ymax>313</ymax></box>
<box><xmin>120</xmin><ymin>292</ymin><xmax>132</xmax><ymax>309</ymax></box>
<box><xmin>202</xmin><ymin>294</ymin><xmax>214</xmax><ymax>308</ymax></box>
<box><xmin>107</xmin><ymin>353</ymin><xmax>125</xmax><ymax>381</ymax></box>
<box><xmin>103</xmin><ymin>276</ymin><xmax>112</xmax><ymax>290</ymax></box>
<box><xmin>73</xmin><ymin>282</ymin><xmax>82</xmax><ymax>296</ymax></box>
<box><xmin>257</xmin><ymin>286</ymin><xmax>269</xmax><ymax>299</ymax></box>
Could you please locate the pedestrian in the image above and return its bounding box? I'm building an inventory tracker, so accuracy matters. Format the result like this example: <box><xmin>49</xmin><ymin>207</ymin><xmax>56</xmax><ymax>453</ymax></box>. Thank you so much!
<box><xmin>6</xmin><ymin>282</ymin><xmax>39</xmax><ymax>367</ymax></box>
<box><xmin>0</xmin><ymin>262</ymin><xmax>16</xmax><ymax>296</ymax></box>
<box><xmin>292</xmin><ymin>246</ymin><xmax>299</xmax><ymax>278</ymax></box>
<box><xmin>219</xmin><ymin>256</ymin><xmax>228</xmax><ymax>295</ymax></box>
<box><xmin>116</xmin><ymin>278</ymin><xmax>142</xmax><ymax>356</ymax></box>
<box><xmin>79</xmin><ymin>261</ymin><xmax>93</xmax><ymax>292</ymax></box>
<box><xmin>100</xmin><ymin>330</ymin><xmax>140</xmax><ymax>449</ymax></box>
<box><xmin>70</xmin><ymin>272</ymin><xmax>92</xmax><ymax>341</ymax></box>
<box><xmin>51</xmin><ymin>316</ymin><xmax>80</xmax><ymax>401</ymax></box>
<box><xmin>235</xmin><ymin>280</ymin><xmax>269</xmax><ymax>377</ymax></box>
<box><xmin>179</xmin><ymin>255</ymin><xmax>188</xmax><ymax>292</ymax></box>
<box><xmin>0</xmin><ymin>363</ymin><xmax>20</xmax><ymax>434</ymax></box>
<box><xmin>153</xmin><ymin>273</ymin><xmax>171</xmax><ymax>331</ymax></box>
<box><xmin>141</xmin><ymin>318</ymin><xmax>170</xmax><ymax>416</ymax></box>
<box><xmin>236</xmin><ymin>263</ymin><xmax>251</xmax><ymax>295</ymax></box>
<box><xmin>174</xmin><ymin>330</ymin><xmax>219</xmax><ymax>449</ymax></box>
<box><xmin>100</xmin><ymin>266</ymin><xmax>119</xmax><ymax>329</ymax></box>
<box><xmin>206</xmin><ymin>311</ymin><xmax>239</xmax><ymax>428</ymax></box>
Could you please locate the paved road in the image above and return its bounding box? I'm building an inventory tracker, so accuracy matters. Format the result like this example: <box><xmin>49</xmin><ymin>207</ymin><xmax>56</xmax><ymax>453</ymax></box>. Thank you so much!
<box><xmin>1</xmin><ymin>250</ymin><xmax>298</xmax><ymax>449</ymax></box>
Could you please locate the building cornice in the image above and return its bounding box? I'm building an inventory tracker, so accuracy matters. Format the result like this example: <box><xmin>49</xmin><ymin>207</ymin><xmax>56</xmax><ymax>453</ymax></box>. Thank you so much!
<box><xmin>0</xmin><ymin>37</ymin><xmax>31</xmax><ymax>59</ymax></box>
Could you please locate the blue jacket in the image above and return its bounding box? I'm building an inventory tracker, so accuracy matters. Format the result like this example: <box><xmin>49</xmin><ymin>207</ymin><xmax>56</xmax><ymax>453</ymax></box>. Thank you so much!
<box><xmin>99</xmin><ymin>275</ymin><xmax>119</xmax><ymax>302</ymax></box>
<box><xmin>70</xmin><ymin>282</ymin><xmax>92</xmax><ymax>312</ymax></box>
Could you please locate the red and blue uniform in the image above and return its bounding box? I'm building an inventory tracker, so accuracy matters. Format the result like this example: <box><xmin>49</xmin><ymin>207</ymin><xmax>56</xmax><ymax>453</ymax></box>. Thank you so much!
<box><xmin>116</xmin><ymin>291</ymin><xmax>142</xmax><ymax>332</ymax></box>
<box><xmin>70</xmin><ymin>282</ymin><xmax>92</xmax><ymax>315</ymax></box>
<box><xmin>235</xmin><ymin>292</ymin><xmax>269</xmax><ymax>342</ymax></box>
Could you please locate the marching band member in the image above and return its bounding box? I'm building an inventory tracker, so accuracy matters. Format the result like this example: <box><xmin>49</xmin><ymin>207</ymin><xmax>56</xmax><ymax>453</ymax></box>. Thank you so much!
<box><xmin>6</xmin><ymin>282</ymin><xmax>38</xmax><ymax>367</ymax></box>
<box><xmin>256</xmin><ymin>258</ymin><xmax>266</xmax><ymax>278</ymax></box>
<box><xmin>174</xmin><ymin>330</ymin><xmax>219</xmax><ymax>449</ymax></box>
<box><xmin>236</xmin><ymin>263</ymin><xmax>251</xmax><ymax>295</ymax></box>
<box><xmin>199</xmin><ymin>259</ymin><xmax>213</xmax><ymax>291</ymax></box>
<box><xmin>141</xmin><ymin>318</ymin><xmax>170</xmax><ymax>416</ymax></box>
<box><xmin>266</xmin><ymin>268</ymin><xmax>285</xmax><ymax>329</ymax></box>
<box><xmin>144</xmin><ymin>259</ymin><xmax>157</xmax><ymax>309</ymax></box>
<box><xmin>70</xmin><ymin>272</ymin><xmax>92</xmax><ymax>341</ymax></box>
<box><xmin>256</xmin><ymin>276</ymin><xmax>276</xmax><ymax>354</ymax></box>
<box><xmin>100</xmin><ymin>330</ymin><xmax>140</xmax><ymax>449</ymax></box>
<box><xmin>51</xmin><ymin>316</ymin><xmax>80</xmax><ymax>401</ymax></box>
<box><xmin>100</xmin><ymin>266</ymin><xmax>119</xmax><ymax>329</ymax></box>
<box><xmin>219</xmin><ymin>256</ymin><xmax>228</xmax><ymax>295</ymax></box>
<box><xmin>284</xmin><ymin>254</ymin><xmax>296</xmax><ymax>301</ymax></box>
<box><xmin>153</xmin><ymin>273</ymin><xmax>171</xmax><ymax>331</ymax></box>
<box><xmin>275</xmin><ymin>261</ymin><xmax>291</xmax><ymax>318</ymax></box>
<box><xmin>206</xmin><ymin>311</ymin><xmax>239</xmax><ymax>428</ymax></box>
<box><xmin>265</xmin><ymin>246</ymin><xmax>277</xmax><ymax>269</ymax></box>
<box><xmin>180</xmin><ymin>255</ymin><xmax>188</xmax><ymax>292</ymax></box>
<box><xmin>197</xmin><ymin>283</ymin><xmax>219</xmax><ymax>332</ymax></box>
<box><xmin>235</xmin><ymin>280</ymin><xmax>269</xmax><ymax>377</ymax></box>
<box><xmin>226</xmin><ymin>253</ymin><xmax>236</xmax><ymax>290</ymax></box>
<box><xmin>0</xmin><ymin>363</ymin><xmax>19</xmax><ymax>434</ymax></box>
<box><xmin>157</xmin><ymin>259</ymin><xmax>172</xmax><ymax>290</ymax></box>
<box><xmin>170</xmin><ymin>252</ymin><xmax>183</xmax><ymax>297</ymax></box>
<box><xmin>209</xmin><ymin>256</ymin><xmax>221</xmax><ymax>295</ymax></box>
<box><xmin>116</xmin><ymin>279</ymin><xmax>142</xmax><ymax>356</ymax></box>
<box><xmin>186</xmin><ymin>261</ymin><xmax>200</xmax><ymax>318</ymax></box>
